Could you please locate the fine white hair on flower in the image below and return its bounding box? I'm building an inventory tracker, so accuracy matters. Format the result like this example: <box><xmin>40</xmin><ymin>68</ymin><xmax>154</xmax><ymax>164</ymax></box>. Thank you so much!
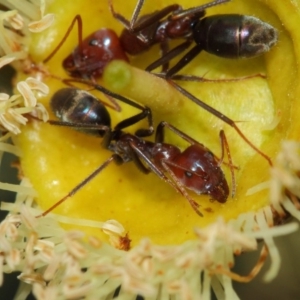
<box><xmin>0</xmin><ymin>143</ymin><xmax>300</xmax><ymax>299</ymax></box>
<box><xmin>0</xmin><ymin>0</ymin><xmax>54</xmax><ymax>69</ymax></box>
<box><xmin>0</xmin><ymin>0</ymin><xmax>52</xmax><ymax>136</ymax></box>
<box><xmin>269</xmin><ymin>141</ymin><xmax>300</xmax><ymax>226</ymax></box>
<box><xmin>0</xmin><ymin>77</ymin><xmax>49</xmax><ymax>136</ymax></box>
<box><xmin>28</xmin><ymin>0</ymin><xmax>55</xmax><ymax>33</ymax></box>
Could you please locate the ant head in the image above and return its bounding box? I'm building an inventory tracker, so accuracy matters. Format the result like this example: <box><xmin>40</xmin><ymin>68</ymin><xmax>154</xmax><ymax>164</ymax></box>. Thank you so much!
<box><xmin>207</xmin><ymin>178</ymin><xmax>229</xmax><ymax>204</ymax></box>
<box><xmin>168</xmin><ymin>144</ymin><xmax>229</xmax><ymax>203</ymax></box>
<box><xmin>63</xmin><ymin>28</ymin><xmax>129</xmax><ymax>79</ymax></box>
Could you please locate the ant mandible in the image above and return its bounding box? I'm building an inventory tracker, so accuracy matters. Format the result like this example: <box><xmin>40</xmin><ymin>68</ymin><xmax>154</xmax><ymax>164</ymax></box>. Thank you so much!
<box><xmin>36</xmin><ymin>81</ymin><xmax>236</xmax><ymax>218</ymax></box>
<box><xmin>109</xmin><ymin>0</ymin><xmax>278</xmax><ymax>76</ymax></box>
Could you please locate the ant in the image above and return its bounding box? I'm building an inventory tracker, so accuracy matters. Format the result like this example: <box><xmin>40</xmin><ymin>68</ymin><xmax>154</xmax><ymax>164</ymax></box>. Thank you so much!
<box><xmin>110</xmin><ymin>0</ymin><xmax>278</xmax><ymax>76</ymax></box>
<box><xmin>36</xmin><ymin>81</ymin><xmax>236</xmax><ymax>218</ymax></box>
<box><xmin>43</xmin><ymin>0</ymin><xmax>277</xmax><ymax>80</ymax></box>
<box><xmin>41</xmin><ymin>0</ymin><xmax>274</xmax><ymax>165</ymax></box>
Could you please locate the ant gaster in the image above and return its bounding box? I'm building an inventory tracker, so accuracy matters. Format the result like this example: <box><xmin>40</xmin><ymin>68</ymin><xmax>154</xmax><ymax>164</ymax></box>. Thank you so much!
<box><xmin>37</xmin><ymin>83</ymin><xmax>236</xmax><ymax>218</ymax></box>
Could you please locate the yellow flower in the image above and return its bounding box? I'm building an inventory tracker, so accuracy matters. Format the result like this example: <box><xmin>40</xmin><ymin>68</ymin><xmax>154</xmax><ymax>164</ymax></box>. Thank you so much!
<box><xmin>0</xmin><ymin>0</ymin><xmax>300</xmax><ymax>299</ymax></box>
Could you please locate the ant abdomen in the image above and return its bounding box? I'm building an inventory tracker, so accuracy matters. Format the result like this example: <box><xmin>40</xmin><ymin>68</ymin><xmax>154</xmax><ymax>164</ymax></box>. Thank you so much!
<box><xmin>50</xmin><ymin>88</ymin><xmax>111</xmax><ymax>136</ymax></box>
<box><xmin>193</xmin><ymin>14</ymin><xmax>277</xmax><ymax>58</ymax></box>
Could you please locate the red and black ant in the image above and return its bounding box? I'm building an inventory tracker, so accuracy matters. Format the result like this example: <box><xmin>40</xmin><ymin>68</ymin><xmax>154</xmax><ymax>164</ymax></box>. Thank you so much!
<box><xmin>44</xmin><ymin>0</ymin><xmax>277</xmax><ymax>80</ymax></box>
<box><xmin>109</xmin><ymin>0</ymin><xmax>278</xmax><ymax>76</ymax></box>
<box><xmin>36</xmin><ymin>82</ymin><xmax>236</xmax><ymax>218</ymax></box>
<box><xmin>41</xmin><ymin>0</ymin><xmax>274</xmax><ymax>166</ymax></box>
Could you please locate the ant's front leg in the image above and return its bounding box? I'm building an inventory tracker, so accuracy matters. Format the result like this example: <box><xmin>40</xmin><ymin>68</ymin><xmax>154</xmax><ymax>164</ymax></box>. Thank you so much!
<box><xmin>145</xmin><ymin>40</ymin><xmax>193</xmax><ymax>73</ymax></box>
<box><xmin>155</xmin><ymin>120</ymin><xmax>199</xmax><ymax>145</ymax></box>
<box><xmin>109</xmin><ymin>0</ymin><xmax>181</xmax><ymax>32</ymax></box>
<box><xmin>164</xmin><ymin>45</ymin><xmax>203</xmax><ymax>78</ymax></box>
<box><xmin>114</xmin><ymin>106</ymin><xmax>154</xmax><ymax>137</ymax></box>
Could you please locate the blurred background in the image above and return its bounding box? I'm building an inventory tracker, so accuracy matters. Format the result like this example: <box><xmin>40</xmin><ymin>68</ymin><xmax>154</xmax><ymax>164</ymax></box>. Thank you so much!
<box><xmin>0</xmin><ymin>66</ymin><xmax>300</xmax><ymax>300</ymax></box>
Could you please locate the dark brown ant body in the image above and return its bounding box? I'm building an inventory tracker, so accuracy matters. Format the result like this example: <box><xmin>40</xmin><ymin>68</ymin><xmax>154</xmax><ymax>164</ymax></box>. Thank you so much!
<box><xmin>44</xmin><ymin>0</ymin><xmax>277</xmax><ymax>79</ymax></box>
<box><xmin>38</xmin><ymin>84</ymin><xmax>235</xmax><ymax>217</ymax></box>
<box><xmin>110</xmin><ymin>0</ymin><xmax>278</xmax><ymax>75</ymax></box>
<box><xmin>42</xmin><ymin>0</ymin><xmax>274</xmax><ymax>166</ymax></box>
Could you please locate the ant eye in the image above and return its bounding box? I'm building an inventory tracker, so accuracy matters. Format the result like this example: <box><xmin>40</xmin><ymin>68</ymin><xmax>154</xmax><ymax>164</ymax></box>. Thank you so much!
<box><xmin>89</xmin><ymin>39</ymin><xmax>98</xmax><ymax>46</ymax></box>
<box><xmin>185</xmin><ymin>171</ymin><xmax>193</xmax><ymax>178</ymax></box>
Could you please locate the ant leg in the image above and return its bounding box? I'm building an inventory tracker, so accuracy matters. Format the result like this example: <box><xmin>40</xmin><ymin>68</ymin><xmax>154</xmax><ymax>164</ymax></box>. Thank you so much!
<box><xmin>131</xmin><ymin>4</ymin><xmax>182</xmax><ymax>32</ymax></box>
<box><xmin>170</xmin><ymin>0</ymin><xmax>230</xmax><ymax>20</ymax></box>
<box><xmin>146</xmin><ymin>40</ymin><xmax>193</xmax><ymax>72</ymax></box>
<box><xmin>155</xmin><ymin>121</ymin><xmax>199</xmax><ymax>145</ymax></box>
<box><xmin>109</xmin><ymin>0</ymin><xmax>181</xmax><ymax>32</ymax></box>
<box><xmin>129</xmin><ymin>0</ymin><xmax>145</xmax><ymax>28</ymax></box>
<box><xmin>161</xmin><ymin>160</ymin><xmax>203</xmax><ymax>216</ymax></box>
<box><xmin>102</xmin><ymin>95</ymin><xmax>122</xmax><ymax>112</ymax></box>
<box><xmin>165</xmin><ymin>44</ymin><xmax>203</xmax><ymax>78</ymax></box>
<box><xmin>29</xmin><ymin>114</ymin><xmax>111</xmax><ymax>133</ymax></box>
<box><xmin>218</xmin><ymin>130</ymin><xmax>236</xmax><ymax>198</ymax></box>
<box><xmin>167</xmin><ymin>73</ymin><xmax>267</xmax><ymax>83</ymax></box>
<box><xmin>108</xmin><ymin>0</ymin><xmax>131</xmax><ymax>28</ymax></box>
<box><xmin>47</xmin><ymin>120</ymin><xmax>110</xmax><ymax>132</ymax></box>
<box><xmin>36</xmin><ymin>154</ymin><xmax>120</xmax><ymax>217</ymax></box>
<box><xmin>128</xmin><ymin>141</ymin><xmax>203</xmax><ymax>216</ymax></box>
<box><xmin>115</xmin><ymin>106</ymin><xmax>154</xmax><ymax>137</ymax></box>
<box><xmin>43</xmin><ymin>15</ymin><xmax>83</xmax><ymax>63</ymax></box>
<box><xmin>168</xmin><ymin>80</ymin><xmax>273</xmax><ymax>166</ymax></box>
<box><xmin>159</xmin><ymin>40</ymin><xmax>170</xmax><ymax>73</ymax></box>
<box><xmin>128</xmin><ymin>0</ymin><xmax>230</xmax><ymax>32</ymax></box>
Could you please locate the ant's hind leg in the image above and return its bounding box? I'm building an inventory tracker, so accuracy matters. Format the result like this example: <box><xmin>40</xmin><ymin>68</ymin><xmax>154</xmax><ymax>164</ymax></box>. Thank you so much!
<box><xmin>218</xmin><ymin>130</ymin><xmax>236</xmax><ymax>198</ymax></box>
<box><xmin>36</xmin><ymin>155</ymin><xmax>118</xmax><ymax>217</ymax></box>
<box><xmin>167</xmin><ymin>81</ymin><xmax>273</xmax><ymax>166</ymax></box>
<box><xmin>161</xmin><ymin>160</ymin><xmax>203</xmax><ymax>217</ymax></box>
<box><xmin>109</xmin><ymin>0</ymin><xmax>180</xmax><ymax>32</ymax></box>
<box><xmin>146</xmin><ymin>40</ymin><xmax>192</xmax><ymax>73</ymax></box>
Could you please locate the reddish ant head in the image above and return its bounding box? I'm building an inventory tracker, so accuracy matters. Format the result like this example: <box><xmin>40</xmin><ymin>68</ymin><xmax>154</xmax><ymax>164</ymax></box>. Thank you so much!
<box><xmin>63</xmin><ymin>28</ymin><xmax>129</xmax><ymax>79</ymax></box>
<box><xmin>168</xmin><ymin>144</ymin><xmax>229</xmax><ymax>203</ymax></box>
